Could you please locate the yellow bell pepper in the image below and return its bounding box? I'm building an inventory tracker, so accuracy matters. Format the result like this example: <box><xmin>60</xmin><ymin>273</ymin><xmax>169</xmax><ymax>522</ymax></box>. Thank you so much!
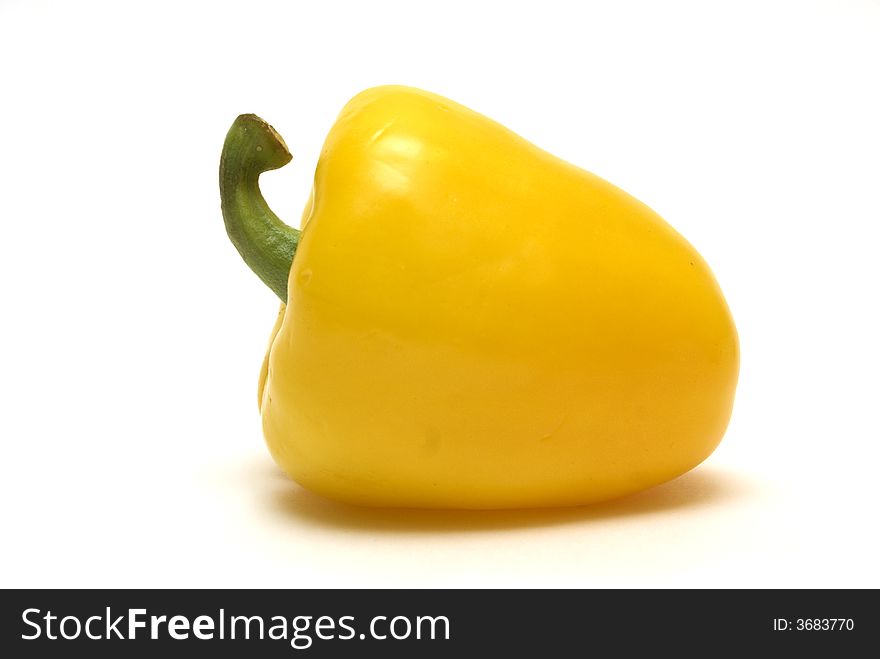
<box><xmin>219</xmin><ymin>86</ymin><xmax>739</xmax><ymax>509</ymax></box>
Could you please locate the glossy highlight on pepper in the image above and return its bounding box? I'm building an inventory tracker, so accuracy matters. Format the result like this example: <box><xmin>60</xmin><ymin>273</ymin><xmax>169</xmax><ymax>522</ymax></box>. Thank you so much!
<box><xmin>219</xmin><ymin>85</ymin><xmax>739</xmax><ymax>509</ymax></box>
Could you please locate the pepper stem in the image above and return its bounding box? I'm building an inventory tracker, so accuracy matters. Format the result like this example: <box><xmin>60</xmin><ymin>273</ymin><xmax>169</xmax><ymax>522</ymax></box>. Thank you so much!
<box><xmin>220</xmin><ymin>114</ymin><xmax>300</xmax><ymax>302</ymax></box>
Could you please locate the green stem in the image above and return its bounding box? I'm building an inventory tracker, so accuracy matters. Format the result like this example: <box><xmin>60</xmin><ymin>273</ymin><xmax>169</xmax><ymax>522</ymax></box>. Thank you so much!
<box><xmin>220</xmin><ymin>114</ymin><xmax>300</xmax><ymax>302</ymax></box>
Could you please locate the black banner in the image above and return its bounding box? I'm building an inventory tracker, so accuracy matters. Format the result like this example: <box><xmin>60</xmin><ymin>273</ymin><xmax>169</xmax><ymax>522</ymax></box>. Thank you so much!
<box><xmin>0</xmin><ymin>589</ymin><xmax>873</xmax><ymax>656</ymax></box>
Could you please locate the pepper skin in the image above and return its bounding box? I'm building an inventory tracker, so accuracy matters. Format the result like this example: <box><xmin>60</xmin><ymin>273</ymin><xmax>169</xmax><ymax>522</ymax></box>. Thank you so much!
<box><xmin>220</xmin><ymin>86</ymin><xmax>739</xmax><ymax>509</ymax></box>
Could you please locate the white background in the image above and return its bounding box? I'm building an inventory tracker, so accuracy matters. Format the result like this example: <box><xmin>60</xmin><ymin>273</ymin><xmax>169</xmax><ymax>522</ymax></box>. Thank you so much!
<box><xmin>1</xmin><ymin>0</ymin><xmax>878</xmax><ymax>588</ymax></box>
